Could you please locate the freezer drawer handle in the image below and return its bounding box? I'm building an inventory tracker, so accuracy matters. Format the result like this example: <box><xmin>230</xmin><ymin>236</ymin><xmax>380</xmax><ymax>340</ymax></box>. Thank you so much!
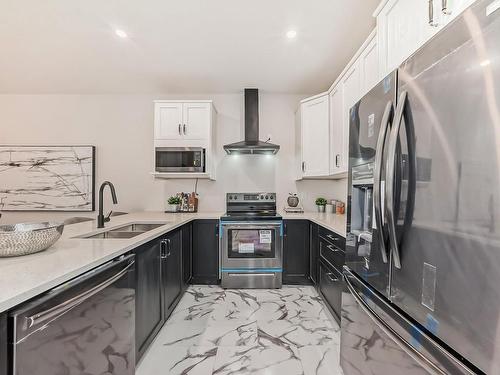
<box><xmin>344</xmin><ymin>274</ymin><xmax>446</xmax><ymax>375</ymax></box>
<box><xmin>373</xmin><ymin>100</ymin><xmax>393</xmax><ymax>264</ymax></box>
<box><xmin>25</xmin><ymin>259</ymin><xmax>135</xmax><ymax>329</ymax></box>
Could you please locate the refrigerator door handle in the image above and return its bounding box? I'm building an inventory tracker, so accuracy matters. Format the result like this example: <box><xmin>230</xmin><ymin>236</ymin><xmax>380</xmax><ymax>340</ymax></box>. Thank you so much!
<box><xmin>344</xmin><ymin>273</ymin><xmax>447</xmax><ymax>375</ymax></box>
<box><xmin>373</xmin><ymin>100</ymin><xmax>393</xmax><ymax>264</ymax></box>
<box><xmin>386</xmin><ymin>90</ymin><xmax>417</xmax><ymax>270</ymax></box>
<box><xmin>386</xmin><ymin>91</ymin><xmax>406</xmax><ymax>269</ymax></box>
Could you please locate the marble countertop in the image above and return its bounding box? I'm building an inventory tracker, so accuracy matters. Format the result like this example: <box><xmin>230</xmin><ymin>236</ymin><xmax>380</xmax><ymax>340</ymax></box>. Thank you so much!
<box><xmin>0</xmin><ymin>211</ymin><xmax>221</xmax><ymax>313</ymax></box>
<box><xmin>0</xmin><ymin>210</ymin><xmax>345</xmax><ymax>313</ymax></box>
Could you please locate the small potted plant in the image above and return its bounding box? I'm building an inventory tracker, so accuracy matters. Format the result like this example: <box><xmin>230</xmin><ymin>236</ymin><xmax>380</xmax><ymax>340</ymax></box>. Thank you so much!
<box><xmin>166</xmin><ymin>196</ymin><xmax>181</xmax><ymax>212</ymax></box>
<box><xmin>315</xmin><ymin>197</ymin><xmax>328</xmax><ymax>213</ymax></box>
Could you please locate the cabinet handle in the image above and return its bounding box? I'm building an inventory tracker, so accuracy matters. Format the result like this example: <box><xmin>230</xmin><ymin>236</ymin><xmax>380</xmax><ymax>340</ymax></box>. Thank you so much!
<box><xmin>283</xmin><ymin>223</ymin><xmax>287</xmax><ymax>237</ymax></box>
<box><xmin>326</xmin><ymin>272</ymin><xmax>339</xmax><ymax>282</ymax></box>
<box><xmin>428</xmin><ymin>0</ymin><xmax>438</xmax><ymax>26</ymax></box>
<box><xmin>326</xmin><ymin>244</ymin><xmax>340</xmax><ymax>253</ymax></box>
<box><xmin>335</xmin><ymin>154</ymin><xmax>340</xmax><ymax>168</ymax></box>
<box><xmin>302</xmin><ymin>161</ymin><xmax>306</xmax><ymax>172</ymax></box>
<box><xmin>216</xmin><ymin>224</ymin><xmax>219</xmax><ymax>237</ymax></box>
<box><xmin>327</xmin><ymin>234</ymin><xmax>339</xmax><ymax>242</ymax></box>
<box><xmin>160</xmin><ymin>239</ymin><xmax>168</xmax><ymax>259</ymax></box>
<box><xmin>166</xmin><ymin>238</ymin><xmax>171</xmax><ymax>257</ymax></box>
<box><xmin>183</xmin><ymin>124</ymin><xmax>186</xmax><ymax>135</ymax></box>
<box><xmin>441</xmin><ymin>0</ymin><xmax>451</xmax><ymax>15</ymax></box>
<box><xmin>178</xmin><ymin>124</ymin><xmax>182</xmax><ymax>135</ymax></box>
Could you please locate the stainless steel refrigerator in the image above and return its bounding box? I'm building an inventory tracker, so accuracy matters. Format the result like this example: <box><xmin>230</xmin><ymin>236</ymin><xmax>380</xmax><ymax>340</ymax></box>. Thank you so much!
<box><xmin>342</xmin><ymin>0</ymin><xmax>500</xmax><ymax>373</ymax></box>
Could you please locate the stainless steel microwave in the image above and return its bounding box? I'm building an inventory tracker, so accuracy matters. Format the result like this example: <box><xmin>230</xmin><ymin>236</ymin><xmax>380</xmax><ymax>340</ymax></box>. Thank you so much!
<box><xmin>155</xmin><ymin>147</ymin><xmax>205</xmax><ymax>173</ymax></box>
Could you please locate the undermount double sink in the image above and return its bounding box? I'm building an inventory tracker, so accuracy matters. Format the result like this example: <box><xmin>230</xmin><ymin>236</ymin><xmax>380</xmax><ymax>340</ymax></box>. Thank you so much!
<box><xmin>77</xmin><ymin>222</ymin><xmax>167</xmax><ymax>239</ymax></box>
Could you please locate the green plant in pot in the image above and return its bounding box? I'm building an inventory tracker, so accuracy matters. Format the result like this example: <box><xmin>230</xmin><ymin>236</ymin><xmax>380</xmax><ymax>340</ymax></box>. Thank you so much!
<box><xmin>167</xmin><ymin>196</ymin><xmax>181</xmax><ymax>212</ymax></box>
<box><xmin>315</xmin><ymin>197</ymin><xmax>328</xmax><ymax>213</ymax></box>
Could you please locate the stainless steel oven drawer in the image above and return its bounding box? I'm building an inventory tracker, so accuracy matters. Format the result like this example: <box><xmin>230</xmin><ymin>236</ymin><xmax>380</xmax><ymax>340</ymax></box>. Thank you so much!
<box><xmin>221</xmin><ymin>271</ymin><xmax>282</xmax><ymax>289</ymax></box>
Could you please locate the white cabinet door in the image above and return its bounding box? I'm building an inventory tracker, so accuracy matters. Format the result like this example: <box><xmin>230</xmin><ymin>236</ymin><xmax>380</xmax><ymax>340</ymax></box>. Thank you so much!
<box><xmin>301</xmin><ymin>95</ymin><xmax>330</xmax><ymax>177</ymax></box>
<box><xmin>182</xmin><ymin>102</ymin><xmax>210</xmax><ymax>140</ymax></box>
<box><xmin>359</xmin><ymin>34</ymin><xmax>379</xmax><ymax>96</ymax></box>
<box><xmin>329</xmin><ymin>86</ymin><xmax>344</xmax><ymax>175</ymax></box>
<box><xmin>340</xmin><ymin>62</ymin><xmax>361</xmax><ymax>173</ymax></box>
<box><xmin>378</xmin><ymin>0</ymin><xmax>429</xmax><ymax>75</ymax></box>
<box><xmin>155</xmin><ymin>103</ymin><xmax>183</xmax><ymax>140</ymax></box>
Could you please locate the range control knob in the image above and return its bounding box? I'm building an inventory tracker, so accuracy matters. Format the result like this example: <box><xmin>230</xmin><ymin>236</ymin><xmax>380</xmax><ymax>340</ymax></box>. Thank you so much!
<box><xmin>265</xmin><ymin>195</ymin><xmax>269</xmax><ymax>200</ymax></box>
<box><xmin>260</xmin><ymin>195</ymin><xmax>264</xmax><ymax>200</ymax></box>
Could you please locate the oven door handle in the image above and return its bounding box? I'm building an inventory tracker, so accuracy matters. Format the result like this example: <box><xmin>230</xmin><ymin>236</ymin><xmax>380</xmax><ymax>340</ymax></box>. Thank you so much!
<box><xmin>219</xmin><ymin>222</ymin><xmax>283</xmax><ymax>229</ymax></box>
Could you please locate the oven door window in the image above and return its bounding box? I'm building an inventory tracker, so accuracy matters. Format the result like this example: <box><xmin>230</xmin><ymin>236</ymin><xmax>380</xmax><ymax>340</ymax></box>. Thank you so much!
<box><xmin>228</xmin><ymin>229</ymin><xmax>276</xmax><ymax>258</ymax></box>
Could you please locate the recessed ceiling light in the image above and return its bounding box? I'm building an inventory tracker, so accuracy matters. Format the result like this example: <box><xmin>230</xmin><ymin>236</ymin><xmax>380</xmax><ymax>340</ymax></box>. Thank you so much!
<box><xmin>286</xmin><ymin>30</ymin><xmax>297</xmax><ymax>39</ymax></box>
<box><xmin>115</xmin><ymin>29</ymin><xmax>128</xmax><ymax>38</ymax></box>
<box><xmin>480</xmin><ymin>59</ymin><xmax>491</xmax><ymax>67</ymax></box>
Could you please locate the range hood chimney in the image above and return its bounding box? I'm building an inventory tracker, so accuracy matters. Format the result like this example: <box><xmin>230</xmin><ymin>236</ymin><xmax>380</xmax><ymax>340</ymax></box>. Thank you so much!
<box><xmin>223</xmin><ymin>89</ymin><xmax>280</xmax><ymax>155</ymax></box>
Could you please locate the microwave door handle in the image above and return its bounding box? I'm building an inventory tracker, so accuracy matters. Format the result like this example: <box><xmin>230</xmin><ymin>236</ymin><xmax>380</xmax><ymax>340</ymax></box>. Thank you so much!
<box><xmin>373</xmin><ymin>101</ymin><xmax>393</xmax><ymax>264</ymax></box>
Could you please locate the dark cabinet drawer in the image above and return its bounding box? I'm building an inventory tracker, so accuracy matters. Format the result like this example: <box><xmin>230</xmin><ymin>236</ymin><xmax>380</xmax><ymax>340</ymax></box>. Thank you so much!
<box><xmin>319</xmin><ymin>226</ymin><xmax>345</xmax><ymax>251</ymax></box>
<box><xmin>319</xmin><ymin>237</ymin><xmax>345</xmax><ymax>271</ymax></box>
<box><xmin>319</xmin><ymin>260</ymin><xmax>343</xmax><ymax>322</ymax></box>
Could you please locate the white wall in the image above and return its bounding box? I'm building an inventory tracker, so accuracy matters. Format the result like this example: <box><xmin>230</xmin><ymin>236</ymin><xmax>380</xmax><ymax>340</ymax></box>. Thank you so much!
<box><xmin>0</xmin><ymin>93</ymin><xmax>347</xmax><ymax>224</ymax></box>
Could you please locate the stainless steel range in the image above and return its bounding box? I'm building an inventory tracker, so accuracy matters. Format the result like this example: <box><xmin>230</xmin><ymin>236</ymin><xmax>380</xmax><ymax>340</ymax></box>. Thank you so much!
<box><xmin>220</xmin><ymin>193</ymin><xmax>283</xmax><ymax>289</ymax></box>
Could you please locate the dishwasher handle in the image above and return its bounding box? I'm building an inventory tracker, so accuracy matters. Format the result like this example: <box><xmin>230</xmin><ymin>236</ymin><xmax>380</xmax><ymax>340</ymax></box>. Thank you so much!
<box><xmin>25</xmin><ymin>255</ymin><xmax>135</xmax><ymax>330</ymax></box>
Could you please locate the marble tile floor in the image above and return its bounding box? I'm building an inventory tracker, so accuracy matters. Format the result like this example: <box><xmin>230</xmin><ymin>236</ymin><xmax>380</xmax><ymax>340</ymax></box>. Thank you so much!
<box><xmin>137</xmin><ymin>285</ymin><xmax>344</xmax><ymax>375</ymax></box>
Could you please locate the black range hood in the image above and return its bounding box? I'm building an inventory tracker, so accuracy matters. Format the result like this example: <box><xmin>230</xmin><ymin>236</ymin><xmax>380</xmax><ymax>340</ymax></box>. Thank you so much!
<box><xmin>223</xmin><ymin>89</ymin><xmax>280</xmax><ymax>155</ymax></box>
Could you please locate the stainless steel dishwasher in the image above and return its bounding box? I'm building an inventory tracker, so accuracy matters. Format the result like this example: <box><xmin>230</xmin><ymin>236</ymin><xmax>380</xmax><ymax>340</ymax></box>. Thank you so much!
<box><xmin>9</xmin><ymin>253</ymin><xmax>135</xmax><ymax>375</ymax></box>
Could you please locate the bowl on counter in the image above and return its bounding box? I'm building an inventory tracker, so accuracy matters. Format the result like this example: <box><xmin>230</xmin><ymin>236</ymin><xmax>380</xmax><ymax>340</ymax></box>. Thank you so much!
<box><xmin>0</xmin><ymin>222</ymin><xmax>64</xmax><ymax>257</ymax></box>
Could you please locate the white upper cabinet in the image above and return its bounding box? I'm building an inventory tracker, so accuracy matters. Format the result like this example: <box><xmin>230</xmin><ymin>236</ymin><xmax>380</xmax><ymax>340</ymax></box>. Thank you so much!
<box><xmin>359</xmin><ymin>32</ymin><xmax>379</xmax><ymax>96</ymax></box>
<box><xmin>376</xmin><ymin>0</ymin><xmax>478</xmax><ymax>76</ymax></box>
<box><xmin>377</xmin><ymin>0</ymin><xmax>430</xmax><ymax>75</ymax></box>
<box><xmin>182</xmin><ymin>102</ymin><xmax>211</xmax><ymax>140</ymax></box>
<box><xmin>155</xmin><ymin>102</ymin><xmax>183</xmax><ymax>140</ymax></box>
<box><xmin>299</xmin><ymin>94</ymin><xmax>330</xmax><ymax>178</ymax></box>
<box><xmin>329</xmin><ymin>86</ymin><xmax>345</xmax><ymax>175</ymax></box>
<box><xmin>154</xmin><ymin>101</ymin><xmax>212</xmax><ymax>141</ymax></box>
<box><xmin>296</xmin><ymin>29</ymin><xmax>378</xmax><ymax>180</ymax></box>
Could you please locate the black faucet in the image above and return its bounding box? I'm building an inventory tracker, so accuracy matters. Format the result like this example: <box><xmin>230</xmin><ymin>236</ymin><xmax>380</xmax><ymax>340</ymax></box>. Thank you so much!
<box><xmin>97</xmin><ymin>181</ymin><xmax>118</xmax><ymax>228</ymax></box>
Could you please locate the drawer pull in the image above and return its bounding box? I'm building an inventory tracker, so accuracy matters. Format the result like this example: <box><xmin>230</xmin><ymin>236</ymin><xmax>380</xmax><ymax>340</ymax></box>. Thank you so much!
<box><xmin>327</xmin><ymin>234</ymin><xmax>338</xmax><ymax>241</ymax></box>
<box><xmin>326</xmin><ymin>244</ymin><xmax>340</xmax><ymax>252</ymax></box>
<box><xmin>326</xmin><ymin>272</ymin><xmax>339</xmax><ymax>282</ymax></box>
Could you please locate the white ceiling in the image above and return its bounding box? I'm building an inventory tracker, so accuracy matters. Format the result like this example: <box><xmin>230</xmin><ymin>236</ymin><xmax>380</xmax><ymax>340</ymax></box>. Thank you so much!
<box><xmin>0</xmin><ymin>0</ymin><xmax>379</xmax><ymax>94</ymax></box>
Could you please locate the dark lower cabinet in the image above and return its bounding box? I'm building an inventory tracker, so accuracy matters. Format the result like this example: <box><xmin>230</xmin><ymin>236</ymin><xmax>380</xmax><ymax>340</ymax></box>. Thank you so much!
<box><xmin>310</xmin><ymin>223</ymin><xmax>319</xmax><ymax>285</ymax></box>
<box><xmin>182</xmin><ymin>223</ymin><xmax>192</xmax><ymax>288</ymax></box>
<box><xmin>283</xmin><ymin>220</ymin><xmax>311</xmax><ymax>285</ymax></box>
<box><xmin>192</xmin><ymin>220</ymin><xmax>219</xmax><ymax>284</ymax></box>
<box><xmin>163</xmin><ymin>229</ymin><xmax>182</xmax><ymax>317</ymax></box>
<box><xmin>319</xmin><ymin>259</ymin><xmax>343</xmax><ymax>323</ymax></box>
<box><xmin>135</xmin><ymin>238</ymin><xmax>163</xmax><ymax>362</ymax></box>
<box><xmin>0</xmin><ymin>313</ymin><xmax>7</xmax><ymax>375</ymax></box>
